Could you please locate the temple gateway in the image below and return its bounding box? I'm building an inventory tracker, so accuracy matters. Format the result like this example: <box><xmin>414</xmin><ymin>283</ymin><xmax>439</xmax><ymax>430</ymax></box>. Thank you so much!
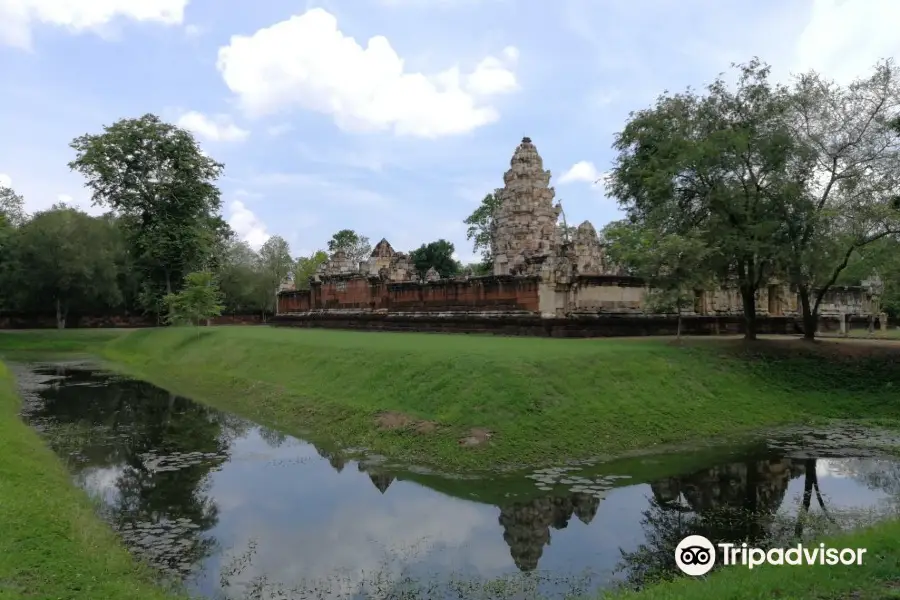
<box><xmin>275</xmin><ymin>137</ymin><xmax>883</xmax><ymax>336</ymax></box>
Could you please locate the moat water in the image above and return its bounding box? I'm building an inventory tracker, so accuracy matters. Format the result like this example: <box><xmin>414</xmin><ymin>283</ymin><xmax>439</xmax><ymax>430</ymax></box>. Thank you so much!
<box><xmin>13</xmin><ymin>362</ymin><xmax>900</xmax><ymax>599</ymax></box>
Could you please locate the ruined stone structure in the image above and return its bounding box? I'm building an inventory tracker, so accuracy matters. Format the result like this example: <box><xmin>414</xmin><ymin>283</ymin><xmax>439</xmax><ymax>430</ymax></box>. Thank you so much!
<box><xmin>354</xmin><ymin>238</ymin><xmax>416</xmax><ymax>282</ymax></box>
<box><xmin>275</xmin><ymin>137</ymin><xmax>883</xmax><ymax>337</ymax></box>
<box><xmin>492</xmin><ymin>137</ymin><xmax>563</xmax><ymax>276</ymax></box>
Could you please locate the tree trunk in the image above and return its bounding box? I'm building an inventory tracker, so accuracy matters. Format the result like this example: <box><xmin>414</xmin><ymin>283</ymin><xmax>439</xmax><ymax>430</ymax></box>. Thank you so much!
<box><xmin>741</xmin><ymin>461</ymin><xmax>764</xmax><ymax>543</ymax></box>
<box><xmin>812</xmin><ymin>474</ymin><xmax>835</xmax><ymax>524</ymax></box>
<box><xmin>165</xmin><ymin>393</ymin><xmax>176</xmax><ymax>427</ymax></box>
<box><xmin>798</xmin><ymin>286</ymin><xmax>817</xmax><ymax>341</ymax></box>
<box><xmin>794</xmin><ymin>458</ymin><xmax>816</xmax><ymax>539</ymax></box>
<box><xmin>164</xmin><ymin>269</ymin><xmax>172</xmax><ymax>295</ymax></box>
<box><xmin>740</xmin><ymin>286</ymin><xmax>758</xmax><ymax>341</ymax></box>
<box><xmin>55</xmin><ymin>298</ymin><xmax>66</xmax><ymax>330</ymax></box>
<box><xmin>676</xmin><ymin>305</ymin><xmax>682</xmax><ymax>340</ymax></box>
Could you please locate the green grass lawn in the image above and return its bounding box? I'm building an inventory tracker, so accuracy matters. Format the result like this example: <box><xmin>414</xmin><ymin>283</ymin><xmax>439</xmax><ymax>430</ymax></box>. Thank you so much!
<box><xmin>599</xmin><ymin>520</ymin><xmax>900</xmax><ymax>600</ymax></box>
<box><xmin>2</xmin><ymin>326</ymin><xmax>896</xmax><ymax>471</ymax></box>
<box><xmin>0</xmin><ymin>360</ymin><xmax>183</xmax><ymax>600</ymax></box>
<box><xmin>2</xmin><ymin>327</ymin><xmax>900</xmax><ymax>600</ymax></box>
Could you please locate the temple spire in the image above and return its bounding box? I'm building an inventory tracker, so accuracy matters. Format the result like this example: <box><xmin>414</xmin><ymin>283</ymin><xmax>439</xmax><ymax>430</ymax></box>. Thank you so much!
<box><xmin>492</xmin><ymin>137</ymin><xmax>560</xmax><ymax>276</ymax></box>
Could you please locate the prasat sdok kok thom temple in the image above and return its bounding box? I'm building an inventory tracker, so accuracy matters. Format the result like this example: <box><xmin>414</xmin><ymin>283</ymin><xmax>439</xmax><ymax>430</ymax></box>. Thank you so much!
<box><xmin>275</xmin><ymin>137</ymin><xmax>886</xmax><ymax>337</ymax></box>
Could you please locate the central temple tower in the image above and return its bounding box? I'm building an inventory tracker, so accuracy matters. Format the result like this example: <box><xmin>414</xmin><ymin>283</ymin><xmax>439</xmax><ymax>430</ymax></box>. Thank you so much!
<box><xmin>492</xmin><ymin>137</ymin><xmax>561</xmax><ymax>276</ymax></box>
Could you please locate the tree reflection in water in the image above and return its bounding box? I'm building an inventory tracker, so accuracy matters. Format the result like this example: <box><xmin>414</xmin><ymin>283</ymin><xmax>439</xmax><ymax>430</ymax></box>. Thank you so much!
<box><xmin>616</xmin><ymin>457</ymin><xmax>807</xmax><ymax>589</ymax></box>
<box><xmin>22</xmin><ymin>368</ymin><xmax>232</xmax><ymax>578</ymax></box>
<box><xmin>22</xmin><ymin>366</ymin><xmax>900</xmax><ymax>598</ymax></box>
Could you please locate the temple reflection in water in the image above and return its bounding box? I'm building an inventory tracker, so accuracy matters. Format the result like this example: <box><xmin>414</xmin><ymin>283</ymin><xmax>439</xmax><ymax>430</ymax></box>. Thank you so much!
<box><xmin>489</xmin><ymin>458</ymin><xmax>809</xmax><ymax>578</ymax></box>
<box><xmin>26</xmin><ymin>364</ymin><xmax>894</xmax><ymax>599</ymax></box>
<box><xmin>336</xmin><ymin>450</ymin><xmax>814</xmax><ymax>577</ymax></box>
<box><xmin>499</xmin><ymin>493</ymin><xmax>601</xmax><ymax>571</ymax></box>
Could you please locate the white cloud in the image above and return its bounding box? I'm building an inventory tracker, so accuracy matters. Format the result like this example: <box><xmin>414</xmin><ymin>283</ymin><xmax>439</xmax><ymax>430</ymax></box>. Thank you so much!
<box><xmin>793</xmin><ymin>0</ymin><xmax>900</xmax><ymax>84</ymax></box>
<box><xmin>215</xmin><ymin>8</ymin><xmax>519</xmax><ymax>138</ymax></box>
<box><xmin>228</xmin><ymin>200</ymin><xmax>270</xmax><ymax>249</ymax></box>
<box><xmin>465</xmin><ymin>47</ymin><xmax>519</xmax><ymax>95</ymax></box>
<box><xmin>558</xmin><ymin>160</ymin><xmax>601</xmax><ymax>184</ymax></box>
<box><xmin>176</xmin><ymin>111</ymin><xmax>249</xmax><ymax>143</ymax></box>
<box><xmin>0</xmin><ymin>0</ymin><xmax>189</xmax><ymax>49</ymax></box>
<box><xmin>0</xmin><ymin>173</ymin><xmax>11</xmax><ymax>188</ymax></box>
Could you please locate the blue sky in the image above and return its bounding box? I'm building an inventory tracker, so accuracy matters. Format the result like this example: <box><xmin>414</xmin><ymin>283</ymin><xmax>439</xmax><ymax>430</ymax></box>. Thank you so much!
<box><xmin>0</xmin><ymin>0</ymin><xmax>896</xmax><ymax>263</ymax></box>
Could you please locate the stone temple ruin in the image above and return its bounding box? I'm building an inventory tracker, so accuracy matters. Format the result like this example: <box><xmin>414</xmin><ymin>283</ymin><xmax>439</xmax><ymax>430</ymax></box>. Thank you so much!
<box><xmin>276</xmin><ymin>137</ymin><xmax>884</xmax><ymax>337</ymax></box>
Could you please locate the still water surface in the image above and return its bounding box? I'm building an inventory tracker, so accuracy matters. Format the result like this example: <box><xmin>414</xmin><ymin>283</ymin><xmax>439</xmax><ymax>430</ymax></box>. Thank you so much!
<box><xmin>14</xmin><ymin>363</ymin><xmax>900</xmax><ymax>599</ymax></box>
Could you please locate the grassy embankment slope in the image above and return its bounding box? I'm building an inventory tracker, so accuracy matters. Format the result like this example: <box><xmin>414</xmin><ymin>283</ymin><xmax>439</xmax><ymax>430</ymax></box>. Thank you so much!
<box><xmin>2</xmin><ymin>327</ymin><xmax>897</xmax><ymax>471</ymax></box>
<box><xmin>0</xmin><ymin>360</ymin><xmax>183</xmax><ymax>600</ymax></box>
<box><xmin>2</xmin><ymin>328</ymin><xmax>900</xmax><ymax>600</ymax></box>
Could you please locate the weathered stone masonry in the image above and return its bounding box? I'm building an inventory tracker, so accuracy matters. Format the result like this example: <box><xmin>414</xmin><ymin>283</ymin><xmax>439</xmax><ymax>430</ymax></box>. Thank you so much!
<box><xmin>275</xmin><ymin>137</ymin><xmax>883</xmax><ymax>336</ymax></box>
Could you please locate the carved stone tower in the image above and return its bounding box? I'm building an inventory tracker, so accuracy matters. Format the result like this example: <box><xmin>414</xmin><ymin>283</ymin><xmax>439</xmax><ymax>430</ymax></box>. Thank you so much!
<box><xmin>492</xmin><ymin>137</ymin><xmax>561</xmax><ymax>276</ymax></box>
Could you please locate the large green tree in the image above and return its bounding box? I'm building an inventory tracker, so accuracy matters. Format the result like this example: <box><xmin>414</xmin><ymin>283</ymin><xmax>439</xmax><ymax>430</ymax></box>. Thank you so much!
<box><xmin>216</xmin><ymin>239</ymin><xmax>267</xmax><ymax>314</ymax></box>
<box><xmin>6</xmin><ymin>205</ymin><xmax>122</xmax><ymax>328</ymax></box>
<box><xmin>326</xmin><ymin>229</ymin><xmax>371</xmax><ymax>265</ymax></box>
<box><xmin>604</xmin><ymin>220</ymin><xmax>712</xmax><ymax>338</ymax></box>
<box><xmin>409</xmin><ymin>239</ymin><xmax>460</xmax><ymax>279</ymax></box>
<box><xmin>257</xmin><ymin>235</ymin><xmax>293</xmax><ymax>315</ymax></box>
<box><xmin>294</xmin><ymin>250</ymin><xmax>329</xmax><ymax>289</ymax></box>
<box><xmin>0</xmin><ymin>185</ymin><xmax>26</xmax><ymax>228</ymax></box>
<box><xmin>163</xmin><ymin>270</ymin><xmax>225</xmax><ymax>326</ymax></box>
<box><xmin>608</xmin><ymin>59</ymin><xmax>809</xmax><ymax>340</ymax></box>
<box><xmin>68</xmin><ymin>113</ymin><xmax>228</xmax><ymax>318</ymax></box>
<box><xmin>782</xmin><ymin>59</ymin><xmax>900</xmax><ymax>339</ymax></box>
<box><xmin>463</xmin><ymin>190</ymin><xmax>502</xmax><ymax>273</ymax></box>
<box><xmin>0</xmin><ymin>185</ymin><xmax>26</xmax><ymax>307</ymax></box>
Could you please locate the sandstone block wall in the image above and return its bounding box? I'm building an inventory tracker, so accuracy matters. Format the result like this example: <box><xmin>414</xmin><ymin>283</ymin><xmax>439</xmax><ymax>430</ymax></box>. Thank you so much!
<box><xmin>569</xmin><ymin>277</ymin><xmax>648</xmax><ymax>314</ymax></box>
<box><xmin>818</xmin><ymin>286</ymin><xmax>877</xmax><ymax>317</ymax></box>
<box><xmin>278</xmin><ymin>276</ymin><xmax>541</xmax><ymax>314</ymax></box>
<box><xmin>270</xmin><ymin>313</ymin><xmax>804</xmax><ymax>337</ymax></box>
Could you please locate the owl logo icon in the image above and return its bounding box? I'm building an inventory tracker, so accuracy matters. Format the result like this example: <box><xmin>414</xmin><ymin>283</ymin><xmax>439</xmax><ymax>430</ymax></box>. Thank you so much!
<box><xmin>675</xmin><ymin>535</ymin><xmax>716</xmax><ymax>576</ymax></box>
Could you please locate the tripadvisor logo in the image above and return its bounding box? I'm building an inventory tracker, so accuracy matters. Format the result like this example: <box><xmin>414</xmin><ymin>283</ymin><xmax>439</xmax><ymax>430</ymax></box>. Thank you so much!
<box><xmin>675</xmin><ymin>535</ymin><xmax>716</xmax><ymax>576</ymax></box>
<box><xmin>675</xmin><ymin>535</ymin><xmax>868</xmax><ymax>576</ymax></box>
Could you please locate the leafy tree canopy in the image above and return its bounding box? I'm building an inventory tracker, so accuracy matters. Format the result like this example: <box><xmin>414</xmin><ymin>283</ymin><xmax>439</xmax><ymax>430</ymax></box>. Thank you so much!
<box><xmin>0</xmin><ymin>185</ymin><xmax>26</xmax><ymax>228</ymax></box>
<box><xmin>257</xmin><ymin>235</ymin><xmax>294</xmax><ymax>314</ymax></box>
<box><xmin>163</xmin><ymin>271</ymin><xmax>224</xmax><ymax>326</ymax></box>
<box><xmin>409</xmin><ymin>239</ymin><xmax>461</xmax><ymax>279</ymax></box>
<box><xmin>68</xmin><ymin>113</ymin><xmax>229</xmax><ymax>314</ymax></box>
<box><xmin>5</xmin><ymin>205</ymin><xmax>122</xmax><ymax>327</ymax></box>
<box><xmin>780</xmin><ymin>59</ymin><xmax>900</xmax><ymax>337</ymax></box>
<box><xmin>294</xmin><ymin>250</ymin><xmax>329</xmax><ymax>289</ymax></box>
<box><xmin>606</xmin><ymin>57</ymin><xmax>900</xmax><ymax>339</ymax></box>
<box><xmin>463</xmin><ymin>191</ymin><xmax>502</xmax><ymax>271</ymax></box>
<box><xmin>604</xmin><ymin>219</ymin><xmax>712</xmax><ymax>336</ymax></box>
<box><xmin>326</xmin><ymin>229</ymin><xmax>371</xmax><ymax>265</ymax></box>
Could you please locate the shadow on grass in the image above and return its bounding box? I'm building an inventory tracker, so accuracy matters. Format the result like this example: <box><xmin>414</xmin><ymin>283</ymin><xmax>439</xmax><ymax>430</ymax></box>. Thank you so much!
<box><xmin>684</xmin><ymin>338</ymin><xmax>900</xmax><ymax>417</ymax></box>
<box><xmin>168</xmin><ymin>328</ymin><xmax>216</xmax><ymax>352</ymax></box>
